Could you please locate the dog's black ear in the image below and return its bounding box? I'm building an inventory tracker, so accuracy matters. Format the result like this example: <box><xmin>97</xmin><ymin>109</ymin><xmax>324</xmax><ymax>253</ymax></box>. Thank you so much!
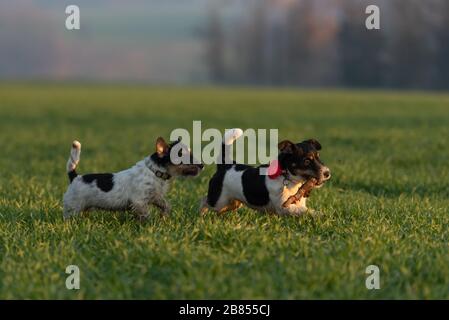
<box><xmin>278</xmin><ymin>140</ymin><xmax>296</xmax><ymax>153</ymax></box>
<box><xmin>170</xmin><ymin>137</ymin><xmax>182</xmax><ymax>147</ymax></box>
<box><xmin>156</xmin><ymin>137</ymin><xmax>170</xmax><ymax>156</ymax></box>
<box><xmin>304</xmin><ymin>139</ymin><xmax>322</xmax><ymax>151</ymax></box>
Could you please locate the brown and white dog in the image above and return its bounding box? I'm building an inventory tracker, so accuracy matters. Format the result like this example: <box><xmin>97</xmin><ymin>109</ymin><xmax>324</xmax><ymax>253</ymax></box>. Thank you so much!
<box><xmin>200</xmin><ymin>129</ymin><xmax>330</xmax><ymax>216</ymax></box>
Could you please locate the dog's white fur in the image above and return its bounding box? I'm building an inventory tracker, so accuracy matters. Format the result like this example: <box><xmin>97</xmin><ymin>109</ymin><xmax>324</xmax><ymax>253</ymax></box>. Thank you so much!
<box><xmin>63</xmin><ymin>141</ymin><xmax>171</xmax><ymax>219</ymax></box>
<box><xmin>207</xmin><ymin>168</ymin><xmax>309</xmax><ymax>216</ymax></box>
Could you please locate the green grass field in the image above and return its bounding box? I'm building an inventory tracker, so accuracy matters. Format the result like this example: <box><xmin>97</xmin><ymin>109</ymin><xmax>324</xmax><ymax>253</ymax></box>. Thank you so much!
<box><xmin>0</xmin><ymin>84</ymin><xmax>448</xmax><ymax>299</ymax></box>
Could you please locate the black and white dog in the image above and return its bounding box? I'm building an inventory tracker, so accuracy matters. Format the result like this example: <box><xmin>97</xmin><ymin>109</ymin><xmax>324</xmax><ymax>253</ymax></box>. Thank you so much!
<box><xmin>63</xmin><ymin>138</ymin><xmax>203</xmax><ymax>220</ymax></box>
<box><xmin>200</xmin><ymin>129</ymin><xmax>330</xmax><ymax>216</ymax></box>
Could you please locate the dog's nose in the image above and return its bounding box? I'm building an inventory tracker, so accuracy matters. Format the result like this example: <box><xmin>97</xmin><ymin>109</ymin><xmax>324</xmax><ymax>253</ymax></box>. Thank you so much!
<box><xmin>323</xmin><ymin>169</ymin><xmax>331</xmax><ymax>180</ymax></box>
<box><xmin>198</xmin><ymin>164</ymin><xmax>204</xmax><ymax>169</ymax></box>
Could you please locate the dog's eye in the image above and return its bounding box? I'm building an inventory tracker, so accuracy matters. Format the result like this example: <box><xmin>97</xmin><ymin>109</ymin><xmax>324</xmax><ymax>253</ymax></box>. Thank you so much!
<box><xmin>304</xmin><ymin>159</ymin><xmax>311</xmax><ymax>166</ymax></box>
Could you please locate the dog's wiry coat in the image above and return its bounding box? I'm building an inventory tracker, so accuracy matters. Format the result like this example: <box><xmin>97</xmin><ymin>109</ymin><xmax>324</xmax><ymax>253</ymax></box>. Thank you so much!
<box><xmin>63</xmin><ymin>138</ymin><xmax>203</xmax><ymax>220</ymax></box>
<box><xmin>201</xmin><ymin>129</ymin><xmax>331</xmax><ymax>216</ymax></box>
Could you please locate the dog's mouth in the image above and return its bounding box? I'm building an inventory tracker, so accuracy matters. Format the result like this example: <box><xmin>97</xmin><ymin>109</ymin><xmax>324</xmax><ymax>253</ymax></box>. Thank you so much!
<box><xmin>181</xmin><ymin>167</ymin><xmax>201</xmax><ymax>176</ymax></box>
<box><xmin>314</xmin><ymin>180</ymin><xmax>325</xmax><ymax>187</ymax></box>
<box><xmin>301</xmin><ymin>174</ymin><xmax>326</xmax><ymax>187</ymax></box>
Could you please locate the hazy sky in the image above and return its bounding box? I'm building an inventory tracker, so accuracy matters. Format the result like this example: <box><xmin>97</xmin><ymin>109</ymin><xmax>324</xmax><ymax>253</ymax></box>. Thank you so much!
<box><xmin>0</xmin><ymin>0</ymin><xmax>213</xmax><ymax>82</ymax></box>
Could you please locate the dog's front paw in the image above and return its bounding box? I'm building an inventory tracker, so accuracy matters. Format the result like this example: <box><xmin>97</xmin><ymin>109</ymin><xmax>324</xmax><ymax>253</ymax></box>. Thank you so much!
<box><xmin>279</xmin><ymin>205</ymin><xmax>307</xmax><ymax>216</ymax></box>
<box><xmin>306</xmin><ymin>208</ymin><xmax>325</xmax><ymax>218</ymax></box>
<box><xmin>291</xmin><ymin>208</ymin><xmax>308</xmax><ymax>216</ymax></box>
<box><xmin>136</xmin><ymin>214</ymin><xmax>150</xmax><ymax>223</ymax></box>
<box><xmin>161</xmin><ymin>203</ymin><xmax>171</xmax><ymax>216</ymax></box>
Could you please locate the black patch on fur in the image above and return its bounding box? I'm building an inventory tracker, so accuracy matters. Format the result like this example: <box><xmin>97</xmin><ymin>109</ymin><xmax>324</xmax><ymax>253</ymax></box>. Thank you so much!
<box><xmin>82</xmin><ymin>173</ymin><xmax>114</xmax><ymax>192</ymax></box>
<box><xmin>150</xmin><ymin>152</ymin><xmax>170</xmax><ymax>167</ymax></box>
<box><xmin>68</xmin><ymin>170</ymin><xmax>77</xmax><ymax>183</ymax></box>
<box><xmin>150</xmin><ymin>140</ymin><xmax>186</xmax><ymax>168</ymax></box>
<box><xmin>241</xmin><ymin>167</ymin><xmax>270</xmax><ymax>207</ymax></box>
<box><xmin>207</xmin><ymin>165</ymin><xmax>232</xmax><ymax>207</ymax></box>
<box><xmin>234</xmin><ymin>164</ymin><xmax>251</xmax><ymax>171</ymax></box>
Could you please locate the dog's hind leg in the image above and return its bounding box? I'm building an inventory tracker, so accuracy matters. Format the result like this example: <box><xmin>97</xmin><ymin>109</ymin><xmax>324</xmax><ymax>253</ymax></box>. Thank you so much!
<box><xmin>63</xmin><ymin>205</ymin><xmax>81</xmax><ymax>220</ymax></box>
<box><xmin>131</xmin><ymin>203</ymin><xmax>150</xmax><ymax>221</ymax></box>
<box><xmin>199</xmin><ymin>197</ymin><xmax>209</xmax><ymax>216</ymax></box>
<box><xmin>212</xmin><ymin>199</ymin><xmax>242</xmax><ymax>215</ymax></box>
<box><xmin>218</xmin><ymin>199</ymin><xmax>243</xmax><ymax>213</ymax></box>
<box><xmin>199</xmin><ymin>197</ymin><xmax>240</xmax><ymax>216</ymax></box>
<box><xmin>201</xmin><ymin>192</ymin><xmax>242</xmax><ymax>216</ymax></box>
<box><xmin>151</xmin><ymin>197</ymin><xmax>171</xmax><ymax>217</ymax></box>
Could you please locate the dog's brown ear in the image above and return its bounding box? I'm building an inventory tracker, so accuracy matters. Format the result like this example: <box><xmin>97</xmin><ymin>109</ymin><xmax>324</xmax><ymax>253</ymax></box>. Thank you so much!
<box><xmin>156</xmin><ymin>137</ymin><xmax>169</xmax><ymax>156</ymax></box>
<box><xmin>304</xmin><ymin>139</ymin><xmax>322</xmax><ymax>151</ymax></box>
<box><xmin>278</xmin><ymin>140</ymin><xmax>296</xmax><ymax>153</ymax></box>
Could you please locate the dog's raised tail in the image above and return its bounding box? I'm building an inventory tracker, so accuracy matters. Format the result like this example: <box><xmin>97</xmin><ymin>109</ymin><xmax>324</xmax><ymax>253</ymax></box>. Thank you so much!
<box><xmin>220</xmin><ymin>128</ymin><xmax>243</xmax><ymax>164</ymax></box>
<box><xmin>67</xmin><ymin>140</ymin><xmax>81</xmax><ymax>183</ymax></box>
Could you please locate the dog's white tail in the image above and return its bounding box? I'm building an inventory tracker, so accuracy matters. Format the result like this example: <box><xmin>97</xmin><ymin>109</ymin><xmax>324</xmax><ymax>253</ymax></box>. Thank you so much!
<box><xmin>67</xmin><ymin>140</ymin><xmax>81</xmax><ymax>183</ymax></box>
<box><xmin>220</xmin><ymin>128</ymin><xmax>243</xmax><ymax>164</ymax></box>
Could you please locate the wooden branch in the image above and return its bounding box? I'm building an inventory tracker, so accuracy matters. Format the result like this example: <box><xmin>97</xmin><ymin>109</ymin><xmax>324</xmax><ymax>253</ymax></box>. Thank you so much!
<box><xmin>282</xmin><ymin>178</ymin><xmax>318</xmax><ymax>208</ymax></box>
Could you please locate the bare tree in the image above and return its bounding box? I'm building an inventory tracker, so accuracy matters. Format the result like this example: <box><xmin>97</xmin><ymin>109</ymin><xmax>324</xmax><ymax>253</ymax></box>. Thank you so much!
<box><xmin>435</xmin><ymin>0</ymin><xmax>449</xmax><ymax>89</ymax></box>
<box><xmin>338</xmin><ymin>0</ymin><xmax>387</xmax><ymax>87</ymax></box>
<box><xmin>203</xmin><ymin>0</ymin><xmax>448</xmax><ymax>89</ymax></box>
<box><xmin>205</xmin><ymin>4</ymin><xmax>226</xmax><ymax>82</ymax></box>
<box><xmin>387</xmin><ymin>0</ymin><xmax>438</xmax><ymax>89</ymax></box>
<box><xmin>239</xmin><ymin>1</ymin><xmax>269</xmax><ymax>84</ymax></box>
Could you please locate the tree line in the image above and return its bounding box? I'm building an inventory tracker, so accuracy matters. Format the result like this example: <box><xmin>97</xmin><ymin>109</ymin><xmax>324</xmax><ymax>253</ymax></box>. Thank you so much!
<box><xmin>204</xmin><ymin>0</ymin><xmax>449</xmax><ymax>89</ymax></box>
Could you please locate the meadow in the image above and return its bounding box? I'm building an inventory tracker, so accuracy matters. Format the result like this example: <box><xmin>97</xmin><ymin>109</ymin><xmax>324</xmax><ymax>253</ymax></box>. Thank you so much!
<box><xmin>0</xmin><ymin>84</ymin><xmax>448</xmax><ymax>299</ymax></box>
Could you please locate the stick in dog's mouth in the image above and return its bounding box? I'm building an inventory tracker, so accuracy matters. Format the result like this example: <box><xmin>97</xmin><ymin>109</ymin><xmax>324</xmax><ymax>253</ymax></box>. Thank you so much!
<box><xmin>282</xmin><ymin>177</ymin><xmax>318</xmax><ymax>208</ymax></box>
<box><xmin>303</xmin><ymin>174</ymin><xmax>324</xmax><ymax>186</ymax></box>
